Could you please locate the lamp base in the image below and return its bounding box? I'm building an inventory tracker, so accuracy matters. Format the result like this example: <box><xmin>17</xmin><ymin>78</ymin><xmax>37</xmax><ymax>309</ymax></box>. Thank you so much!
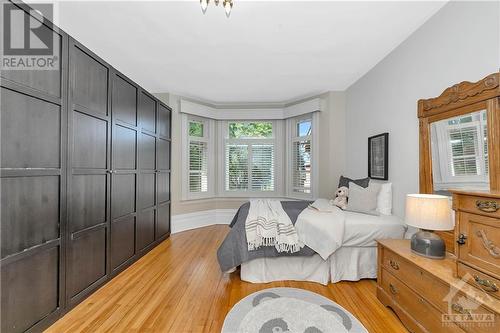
<box><xmin>410</xmin><ymin>230</ymin><xmax>446</xmax><ymax>259</ymax></box>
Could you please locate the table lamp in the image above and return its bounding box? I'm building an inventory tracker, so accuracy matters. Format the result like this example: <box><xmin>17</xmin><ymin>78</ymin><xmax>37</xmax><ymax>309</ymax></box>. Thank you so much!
<box><xmin>405</xmin><ymin>194</ymin><xmax>454</xmax><ymax>259</ymax></box>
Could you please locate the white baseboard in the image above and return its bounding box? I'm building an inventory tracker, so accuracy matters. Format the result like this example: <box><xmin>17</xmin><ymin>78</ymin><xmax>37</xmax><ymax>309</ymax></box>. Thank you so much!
<box><xmin>171</xmin><ymin>209</ymin><xmax>237</xmax><ymax>234</ymax></box>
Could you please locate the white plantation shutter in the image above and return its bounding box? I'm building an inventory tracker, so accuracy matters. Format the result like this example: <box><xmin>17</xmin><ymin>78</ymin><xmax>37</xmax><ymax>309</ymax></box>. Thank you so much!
<box><xmin>226</xmin><ymin>144</ymin><xmax>249</xmax><ymax>191</ymax></box>
<box><xmin>251</xmin><ymin>144</ymin><xmax>274</xmax><ymax>191</ymax></box>
<box><xmin>183</xmin><ymin>115</ymin><xmax>213</xmax><ymax>199</ymax></box>
<box><xmin>449</xmin><ymin>126</ymin><xmax>480</xmax><ymax>176</ymax></box>
<box><xmin>484</xmin><ymin>125</ymin><xmax>489</xmax><ymax>175</ymax></box>
<box><xmin>189</xmin><ymin>141</ymin><xmax>208</xmax><ymax>193</ymax></box>
<box><xmin>292</xmin><ymin>140</ymin><xmax>311</xmax><ymax>193</ymax></box>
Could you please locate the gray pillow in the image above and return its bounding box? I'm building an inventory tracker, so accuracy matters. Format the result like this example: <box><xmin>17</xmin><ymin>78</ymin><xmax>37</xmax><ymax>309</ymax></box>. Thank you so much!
<box><xmin>338</xmin><ymin>176</ymin><xmax>370</xmax><ymax>189</ymax></box>
<box><xmin>345</xmin><ymin>182</ymin><xmax>381</xmax><ymax>216</ymax></box>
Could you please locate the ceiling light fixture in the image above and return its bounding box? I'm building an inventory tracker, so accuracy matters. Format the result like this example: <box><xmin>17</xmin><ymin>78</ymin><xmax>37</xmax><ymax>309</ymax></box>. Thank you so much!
<box><xmin>200</xmin><ymin>0</ymin><xmax>233</xmax><ymax>17</ymax></box>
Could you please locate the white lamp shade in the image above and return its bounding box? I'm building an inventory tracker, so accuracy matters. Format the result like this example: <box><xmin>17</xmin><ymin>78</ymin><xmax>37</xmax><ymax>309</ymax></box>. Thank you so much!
<box><xmin>405</xmin><ymin>194</ymin><xmax>454</xmax><ymax>231</ymax></box>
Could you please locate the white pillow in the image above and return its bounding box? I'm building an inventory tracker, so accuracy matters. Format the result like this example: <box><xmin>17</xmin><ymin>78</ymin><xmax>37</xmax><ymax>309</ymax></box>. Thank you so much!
<box><xmin>376</xmin><ymin>182</ymin><xmax>392</xmax><ymax>215</ymax></box>
<box><xmin>346</xmin><ymin>182</ymin><xmax>381</xmax><ymax>216</ymax></box>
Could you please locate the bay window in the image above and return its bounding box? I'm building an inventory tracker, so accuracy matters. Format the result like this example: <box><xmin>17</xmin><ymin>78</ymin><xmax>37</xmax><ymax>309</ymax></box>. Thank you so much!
<box><xmin>224</xmin><ymin>121</ymin><xmax>277</xmax><ymax>193</ymax></box>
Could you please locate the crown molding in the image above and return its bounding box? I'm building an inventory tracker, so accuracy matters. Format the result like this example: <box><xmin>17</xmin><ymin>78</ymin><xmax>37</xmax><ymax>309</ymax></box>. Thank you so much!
<box><xmin>180</xmin><ymin>97</ymin><xmax>322</xmax><ymax>120</ymax></box>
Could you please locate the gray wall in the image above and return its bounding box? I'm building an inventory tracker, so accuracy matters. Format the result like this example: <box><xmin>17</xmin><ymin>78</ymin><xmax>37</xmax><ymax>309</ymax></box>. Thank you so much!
<box><xmin>345</xmin><ymin>1</ymin><xmax>500</xmax><ymax>217</ymax></box>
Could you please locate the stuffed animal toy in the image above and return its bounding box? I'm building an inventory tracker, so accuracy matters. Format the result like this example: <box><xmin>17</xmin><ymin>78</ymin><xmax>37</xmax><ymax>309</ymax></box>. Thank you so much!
<box><xmin>331</xmin><ymin>186</ymin><xmax>349</xmax><ymax>210</ymax></box>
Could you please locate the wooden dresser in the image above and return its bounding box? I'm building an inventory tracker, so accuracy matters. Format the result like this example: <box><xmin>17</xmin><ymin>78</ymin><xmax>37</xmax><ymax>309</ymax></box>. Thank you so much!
<box><xmin>377</xmin><ymin>239</ymin><xmax>500</xmax><ymax>333</ymax></box>
<box><xmin>453</xmin><ymin>190</ymin><xmax>500</xmax><ymax>301</ymax></box>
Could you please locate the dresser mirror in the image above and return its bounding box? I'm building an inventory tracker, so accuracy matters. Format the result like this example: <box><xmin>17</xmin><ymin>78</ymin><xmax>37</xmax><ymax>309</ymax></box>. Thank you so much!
<box><xmin>430</xmin><ymin>108</ymin><xmax>489</xmax><ymax>195</ymax></box>
<box><xmin>418</xmin><ymin>72</ymin><xmax>500</xmax><ymax>255</ymax></box>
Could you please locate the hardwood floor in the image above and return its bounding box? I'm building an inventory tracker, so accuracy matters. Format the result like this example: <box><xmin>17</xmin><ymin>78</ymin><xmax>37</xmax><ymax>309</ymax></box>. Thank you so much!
<box><xmin>46</xmin><ymin>225</ymin><xmax>408</xmax><ymax>333</ymax></box>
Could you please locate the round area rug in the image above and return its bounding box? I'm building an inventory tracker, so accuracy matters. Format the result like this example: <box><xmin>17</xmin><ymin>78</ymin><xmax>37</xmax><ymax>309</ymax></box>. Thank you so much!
<box><xmin>222</xmin><ymin>288</ymin><xmax>368</xmax><ymax>333</ymax></box>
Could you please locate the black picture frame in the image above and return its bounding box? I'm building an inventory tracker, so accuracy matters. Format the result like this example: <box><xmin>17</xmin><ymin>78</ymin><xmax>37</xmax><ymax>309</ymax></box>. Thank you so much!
<box><xmin>368</xmin><ymin>133</ymin><xmax>389</xmax><ymax>180</ymax></box>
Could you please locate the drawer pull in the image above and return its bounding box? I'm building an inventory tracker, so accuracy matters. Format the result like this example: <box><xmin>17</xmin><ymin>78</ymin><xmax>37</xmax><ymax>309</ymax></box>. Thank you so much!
<box><xmin>476</xmin><ymin>230</ymin><xmax>500</xmax><ymax>258</ymax></box>
<box><xmin>451</xmin><ymin>303</ymin><xmax>473</xmax><ymax>319</ymax></box>
<box><xmin>457</xmin><ymin>233</ymin><xmax>467</xmax><ymax>245</ymax></box>
<box><xmin>389</xmin><ymin>283</ymin><xmax>397</xmax><ymax>295</ymax></box>
<box><xmin>476</xmin><ymin>200</ymin><xmax>499</xmax><ymax>213</ymax></box>
<box><xmin>474</xmin><ymin>275</ymin><xmax>499</xmax><ymax>293</ymax></box>
<box><xmin>389</xmin><ymin>260</ymin><xmax>400</xmax><ymax>270</ymax></box>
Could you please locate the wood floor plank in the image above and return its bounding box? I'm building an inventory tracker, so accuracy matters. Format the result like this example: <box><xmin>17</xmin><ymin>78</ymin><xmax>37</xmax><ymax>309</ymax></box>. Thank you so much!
<box><xmin>46</xmin><ymin>225</ymin><xmax>408</xmax><ymax>333</ymax></box>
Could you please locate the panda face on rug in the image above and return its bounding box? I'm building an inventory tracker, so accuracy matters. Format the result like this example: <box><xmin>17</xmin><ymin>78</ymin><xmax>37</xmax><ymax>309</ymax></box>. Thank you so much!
<box><xmin>238</xmin><ymin>292</ymin><xmax>349</xmax><ymax>333</ymax></box>
<box><xmin>222</xmin><ymin>288</ymin><xmax>368</xmax><ymax>333</ymax></box>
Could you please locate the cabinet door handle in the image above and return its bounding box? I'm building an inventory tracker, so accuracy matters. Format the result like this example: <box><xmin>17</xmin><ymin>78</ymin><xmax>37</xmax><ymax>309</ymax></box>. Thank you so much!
<box><xmin>476</xmin><ymin>200</ymin><xmax>499</xmax><ymax>213</ymax></box>
<box><xmin>389</xmin><ymin>283</ymin><xmax>397</xmax><ymax>295</ymax></box>
<box><xmin>474</xmin><ymin>275</ymin><xmax>499</xmax><ymax>293</ymax></box>
<box><xmin>389</xmin><ymin>260</ymin><xmax>399</xmax><ymax>270</ymax></box>
<box><xmin>476</xmin><ymin>230</ymin><xmax>500</xmax><ymax>258</ymax></box>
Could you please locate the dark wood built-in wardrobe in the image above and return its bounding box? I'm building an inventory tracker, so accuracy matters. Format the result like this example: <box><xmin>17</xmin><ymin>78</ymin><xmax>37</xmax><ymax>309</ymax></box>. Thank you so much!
<box><xmin>0</xmin><ymin>2</ymin><xmax>171</xmax><ymax>332</ymax></box>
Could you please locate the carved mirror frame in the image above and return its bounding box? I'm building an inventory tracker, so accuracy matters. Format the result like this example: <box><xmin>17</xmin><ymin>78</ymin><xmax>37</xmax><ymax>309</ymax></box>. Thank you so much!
<box><xmin>418</xmin><ymin>72</ymin><xmax>500</xmax><ymax>250</ymax></box>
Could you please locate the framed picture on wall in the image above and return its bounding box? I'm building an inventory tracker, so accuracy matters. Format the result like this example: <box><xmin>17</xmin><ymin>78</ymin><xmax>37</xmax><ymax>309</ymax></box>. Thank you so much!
<box><xmin>368</xmin><ymin>133</ymin><xmax>389</xmax><ymax>180</ymax></box>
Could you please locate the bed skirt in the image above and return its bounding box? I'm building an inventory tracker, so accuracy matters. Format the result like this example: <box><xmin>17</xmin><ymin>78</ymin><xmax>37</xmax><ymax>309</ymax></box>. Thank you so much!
<box><xmin>240</xmin><ymin>246</ymin><xmax>377</xmax><ymax>285</ymax></box>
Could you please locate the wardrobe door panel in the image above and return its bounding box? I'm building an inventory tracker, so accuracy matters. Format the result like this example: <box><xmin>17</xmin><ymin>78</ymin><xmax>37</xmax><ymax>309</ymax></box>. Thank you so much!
<box><xmin>67</xmin><ymin>228</ymin><xmax>106</xmax><ymax>299</ymax></box>
<box><xmin>136</xmin><ymin>209</ymin><xmax>155</xmax><ymax>251</ymax></box>
<box><xmin>71</xmin><ymin>175</ymin><xmax>107</xmax><ymax>232</ymax></box>
<box><xmin>1</xmin><ymin>246</ymin><xmax>59</xmax><ymax>333</ymax></box>
<box><xmin>140</xmin><ymin>133</ymin><xmax>156</xmax><ymax>170</ymax></box>
<box><xmin>68</xmin><ymin>40</ymin><xmax>110</xmax><ymax>305</ymax></box>
<box><xmin>157</xmin><ymin>203</ymin><xmax>170</xmax><ymax>238</ymax></box>
<box><xmin>72</xmin><ymin>111</ymin><xmax>108</xmax><ymax>169</ymax></box>
<box><xmin>73</xmin><ymin>46</ymin><xmax>108</xmax><ymax>115</ymax></box>
<box><xmin>111</xmin><ymin>174</ymin><xmax>136</xmax><ymax>219</ymax></box>
<box><xmin>139</xmin><ymin>92</ymin><xmax>156</xmax><ymax>133</ymax></box>
<box><xmin>111</xmin><ymin>216</ymin><xmax>135</xmax><ymax>269</ymax></box>
<box><xmin>139</xmin><ymin>173</ymin><xmax>155</xmax><ymax>209</ymax></box>
<box><xmin>113</xmin><ymin>76</ymin><xmax>137</xmax><ymax>126</ymax></box>
<box><xmin>1</xmin><ymin>176</ymin><xmax>59</xmax><ymax>258</ymax></box>
<box><xmin>1</xmin><ymin>88</ymin><xmax>61</xmax><ymax>169</ymax></box>
<box><xmin>158</xmin><ymin>139</ymin><xmax>170</xmax><ymax>170</ymax></box>
<box><xmin>158</xmin><ymin>104</ymin><xmax>171</xmax><ymax>138</ymax></box>
<box><xmin>157</xmin><ymin>173</ymin><xmax>170</xmax><ymax>204</ymax></box>
<box><xmin>113</xmin><ymin>125</ymin><xmax>137</xmax><ymax>170</ymax></box>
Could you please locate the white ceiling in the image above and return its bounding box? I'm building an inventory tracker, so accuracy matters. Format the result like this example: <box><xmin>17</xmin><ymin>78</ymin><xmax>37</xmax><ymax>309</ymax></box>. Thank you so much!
<box><xmin>43</xmin><ymin>0</ymin><xmax>446</xmax><ymax>103</ymax></box>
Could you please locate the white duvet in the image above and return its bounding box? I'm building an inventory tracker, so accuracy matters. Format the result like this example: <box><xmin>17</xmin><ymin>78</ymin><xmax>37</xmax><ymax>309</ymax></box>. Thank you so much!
<box><xmin>295</xmin><ymin>199</ymin><xmax>345</xmax><ymax>260</ymax></box>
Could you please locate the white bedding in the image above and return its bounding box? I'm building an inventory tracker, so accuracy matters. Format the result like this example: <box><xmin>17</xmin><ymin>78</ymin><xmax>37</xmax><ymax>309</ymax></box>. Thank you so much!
<box><xmin>342</xmin><ymin>211</ymin><xmax>406</xmax><ymax>247</ymax></box>
<box><xmin>240</xmin><ymin>247</ymin><xmax>378</xmax><ymax>285</ymax></box>
<box><xmin>295</xmin><ymin>199</ymin><xmax>345</xmax><ymax>260</ymax></box>
<box><xmin>240</xmin><ymin>212</ymin><xmax>406</xmax><ymax>284</ymax></box>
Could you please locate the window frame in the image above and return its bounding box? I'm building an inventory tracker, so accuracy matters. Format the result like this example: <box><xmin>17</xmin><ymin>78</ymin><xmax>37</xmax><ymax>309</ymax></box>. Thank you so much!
<box><xmin>217</xmin><ymin>120</ymin><xmax>284</xmax><ymax>197</ymax></box>
<box><xmin>286</xmin><ymin>113</ymin><xmax>319</xmax><ymax>199</ymax></box>
<box><xmin>181</xmin><ymin>114</ymin><xmax>215</xmax><ymax>200</ymax></box>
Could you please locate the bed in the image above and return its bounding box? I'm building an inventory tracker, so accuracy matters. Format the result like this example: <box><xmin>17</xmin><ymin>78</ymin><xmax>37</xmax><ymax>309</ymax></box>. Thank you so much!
<box><xmin>239</xmin><ymin>211</ymin><xmax>406</xmax><ymax>285</ymax></box>
<box><xmin>216</xmin><ymin>187</ymin><xmax>407</xmax><ymax>285</ymax></box>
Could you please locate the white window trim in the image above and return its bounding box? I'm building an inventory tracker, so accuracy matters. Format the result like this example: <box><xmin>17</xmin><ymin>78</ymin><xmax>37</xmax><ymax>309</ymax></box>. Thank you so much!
<box><xmin>181</xmin><ymin>114</ymin><xmax>216</xmax><ymax>200</ymax></box>
<box><xmin>286</xmin><ymin>112</ymin><xmax>319</xmax><ymax>200</ymax></box>
<box><xmin>217</xmin><ymin>120</ymin><xmax>284</xmax><ymax>198</ymax></box>
<box><xmin>432</xmin><ymin>113</ymin><xmax>489</xmax><ymax>191</ymax></box>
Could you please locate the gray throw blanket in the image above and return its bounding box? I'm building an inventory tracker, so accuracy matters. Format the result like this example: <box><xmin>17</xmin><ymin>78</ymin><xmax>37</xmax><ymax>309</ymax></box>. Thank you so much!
<box><xmin>217</xmin><ymin>201</ymin><xmax>315</xmax><ymax>272</ymax></box>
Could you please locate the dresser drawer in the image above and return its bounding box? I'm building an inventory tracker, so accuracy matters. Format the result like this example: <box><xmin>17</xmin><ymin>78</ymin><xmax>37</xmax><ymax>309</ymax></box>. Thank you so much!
<box><xmin>457</xmin><ymin>263</ymin><xmax>500</xmax><ymax>301</ymax></box>
<box><xmin>382</xmin><ymin>247</ymin><xmax>453</xmax><ymax>313</ymax></box>
<box><xmin>455</xmin><ymin>194</ymin><xmax>500</xmax><ymax>219</ymax></box>
<box><xmin>380</xmin><ymin>269</ymin><xmax>465</xmax><ymax>333</ymax></box>
<box><xmin>458</xmin><ymin>212</ymin><xmax>500</xmax><ymax>279</ymax></box>
<box><xmin>381</xmin><ymin>247</ymin><xmax>499</xmax><ymax>333</ymax></box>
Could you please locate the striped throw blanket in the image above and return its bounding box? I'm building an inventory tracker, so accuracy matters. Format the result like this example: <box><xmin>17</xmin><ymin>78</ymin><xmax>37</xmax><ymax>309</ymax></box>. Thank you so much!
<box><xmin>245</xmin><ymin>199</ymin><xmax>303</xmax><ymax>253</ymax></box>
